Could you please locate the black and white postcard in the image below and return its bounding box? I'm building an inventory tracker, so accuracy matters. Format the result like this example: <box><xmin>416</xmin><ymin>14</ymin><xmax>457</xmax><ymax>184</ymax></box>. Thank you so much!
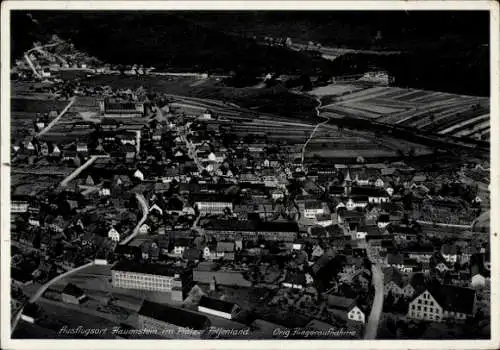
<box><xmin>1</xmin><ymin>1</ymin><xmax>499</xmax><ymax>349</ymax></box>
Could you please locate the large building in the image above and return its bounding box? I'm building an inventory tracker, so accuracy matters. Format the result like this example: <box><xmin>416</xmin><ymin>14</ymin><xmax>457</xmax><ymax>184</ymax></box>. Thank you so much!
<box><xmin>407</xmin><ymin>285</ymin><xmax>476</xmax><ymax>323</ymax></box>
<box><xmin>138</xmin><ymin>300</ymin><xmax>210</xmax><ymax>339</ymax></box>
<box><xmin>193</xmin><ymin>194</ymin><xmax>233</xmax><ymax>215</ymax></box>
<box><xmin>111</xmin><ymin>261</ymin><xmax>192</xmax><ymax>302</ymax></box>
<box><xmin>98</xmin><ymin>98</ymin><xmax>145</xmax><ymax>118</ymax></box>
<box><xmin>201</xmin><ymin>219</ymin><xmax>298</xmax><ymax>242</ymax></box>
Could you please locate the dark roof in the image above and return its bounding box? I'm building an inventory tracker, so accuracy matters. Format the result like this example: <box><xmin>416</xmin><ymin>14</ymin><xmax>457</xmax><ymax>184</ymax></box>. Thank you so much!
<box><xmin>192</xmin><ymin>193</ymin><xmax>233</xmax><ymax>203</ymax></box>
<box><xmin>62</xmin><ymin>283</ymin><xmax>85</xmax><ymax>297</ymax></box>
<box><xmin>327</xmin><ymin>295</ymin><xmax>356</xmax><ymax>311</ymax></box>
<box><xmin>387</xmin><ymin>253</ymin><xmax>404</xmax><ymax>265</ymax></box>
<box><xmin>428</xmin><ymin>285</ymin><xmax>476</xmax><ymax>314</ymax></box>
<box><xmin>257</xmin><ymin>221</ymin><xmax>299</xmax><ymax>233</ymax></box>
<box><xmin>138</xmin><ymin>300</ymin><xmax>210</xmax><ymax>330</ymax></box>
<box><xmin>350</xmin><ymin>187</ymin><xmax>387</xmax><ymax>197</ymax></box>
<box><xmin>202</xmin><ymin>219</ymin><xmax>257</xmax><ymax>232</ymax></box>
<box><xmin>112</xmin><ymin>261</ymin><xmax>187</xmax><ymax>277</ymax></box>
<box><xmin>199</xmin><ymin>296</ymin><xmax>237</xmax><ymax>314</ymax></box>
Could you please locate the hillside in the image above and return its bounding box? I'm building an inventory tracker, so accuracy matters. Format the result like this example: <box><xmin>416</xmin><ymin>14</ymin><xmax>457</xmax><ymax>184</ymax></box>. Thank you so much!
<box><xmin>11</xmin><ymin>11</ymin><xmax>490</xmax><ymax>96</ymax></box>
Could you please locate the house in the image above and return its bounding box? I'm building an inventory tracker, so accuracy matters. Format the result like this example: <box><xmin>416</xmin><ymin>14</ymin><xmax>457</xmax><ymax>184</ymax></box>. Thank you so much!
<box><xmin>327</xmin><ymin>295</ymin><xmax>366</xmax><ymax>323</ymax></box>
<box><xmin>198</xmin><ymin>296</ymin><xmax>240</xmax><ymax>320</ymax></box>
<box><xmin>407</xmin><ymin>285</ymin><xmax>476</xmax><ymax>323</ymax></box>
<box><xmin>12</xmin><ymin>197</ymin><xmax>29</xmax><ymax>213</ymax></box>
<box><xmin>108</xmin><ymin>227</ymin><xmax>120</xmax><ymax>242</ymax></box>
<box><xmin>470</xmin><ymin>262</ymin><xmax>488</xmax><ymax>289</ymax></box>
<box><xmin>76</xmin><ymin>143</ymin><xmax>88</xmax><ymax>153</ymax></box>
<box><xmin>441</xmin><ymin>244</ymin><xmax>458</xmax><ymax>264</ymax></box>
<box><xmin>28</xmin><ymin>216</ymin><xmax>41</xmax><ymax>227</ymax></box>
<box><xmin>377</xmin><ymin>214</ymin><xmax>390</xmax><ymax>229</ymax></box>
<box><xmin>138</xmin><ymin>300</ymin><xmax>210</xmax><ymax>338</ymax></box>
<box><xmin>62</xmin><ymin>283</ymin><xmax>87</xmax><ymax>304</ymax></box>
<box><xmin>304</xmin><ymin>201</ymin><xmax>325</xmax><ymax>219</ymax></box>
<box><xmin>173</xmin><ymin>238</ymin><xmax>191</xmax><ymax>257</ymax></box>
<box><xmin>139</xmin><ymin>223</ymin><xmax>151</xmax><ymax>234</ymax></box>
<box><xmin>386</xmin><ymin>253</ymin><xmax>416</xmax><ymax>273</ymax></box>
<box><xmin>374</xmin><ymin>177</ymin><xmax>385</xmax><ymax>188</ymax></box>
<box><xmin>216</xmin><ymin>242</ymin><xmax>235</xmax><ymax>261</ymax></box>
<box><xmin>149</xmin><ymin>203</ymin><xmax>163</xmax><ymax>216</ymax></box>
<box><xmin>282</xmin><ymin>271</ymin><xmax>306</xmax><ymax>289</ymax></box>
<box><xmin>203</xmin><ymin>245</ymin><xmax>217</xmax><ymax>261</ymax></box>
<box><xmin>133</xmin><ymin>169</ymin><xmax>144</xmax><ymax>181</ymax></box>
<box><xmin>383</xmin><ymin>267</ymin><xmax>404</xmax><ymax>297</ymax></box>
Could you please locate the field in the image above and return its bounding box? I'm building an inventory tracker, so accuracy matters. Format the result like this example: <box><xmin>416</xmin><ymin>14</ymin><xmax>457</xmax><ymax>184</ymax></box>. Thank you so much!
<box><xmin>319</xmin><ymin>85</ymin><xmax>490</xmax><ymax>141</ymax></box>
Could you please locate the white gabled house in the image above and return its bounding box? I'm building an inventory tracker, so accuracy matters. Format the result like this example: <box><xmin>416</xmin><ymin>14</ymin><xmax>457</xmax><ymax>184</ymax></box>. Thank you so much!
<box><xmin>133</xmin><ymin>169</ymin><xmax>144</xmax><ymax>181</ymax></box>
<box><xmin>108</xmin><ymin>227</ymin><xmax>120</xmax><ymax>242</ymax></box>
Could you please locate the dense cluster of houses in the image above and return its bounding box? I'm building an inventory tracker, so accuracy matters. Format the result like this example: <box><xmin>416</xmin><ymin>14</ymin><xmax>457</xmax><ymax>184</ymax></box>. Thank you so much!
<box><xmin>11</xmin><ymin>83</ymin><xmax>490</xmax><ymax>338</ymax></box>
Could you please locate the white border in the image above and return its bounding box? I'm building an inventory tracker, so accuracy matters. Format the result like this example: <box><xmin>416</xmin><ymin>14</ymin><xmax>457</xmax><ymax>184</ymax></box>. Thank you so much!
<box><xmin>1</xmin><ymin>1</ymin><xmax>499</xmax><ymax>350</ymax></box>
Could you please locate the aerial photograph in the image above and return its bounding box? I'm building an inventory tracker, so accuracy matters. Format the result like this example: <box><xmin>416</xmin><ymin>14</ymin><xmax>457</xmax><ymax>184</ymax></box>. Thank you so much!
<box><xmin>7</xmin><ymin>9</ymin><xmax>491</xmax><ymax>341</ymax></box>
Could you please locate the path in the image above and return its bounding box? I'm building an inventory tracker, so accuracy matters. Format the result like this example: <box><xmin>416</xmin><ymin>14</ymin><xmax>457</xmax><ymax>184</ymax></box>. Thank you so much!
<box><xmin>11</xmin><ymin>261</ymin><xmax>95</xmax><ymax>334</ymax></box>
<box><xmin>36</xmin><ymin>96</ymin><xmax>76</xmax><ymax>137</ymax></box>
<box><xmin>363</xmin><ymin>263</ymin><xmax>384</xmax><ymax>339</ymax></box>
<box><xmin>119</xmin><ymin>193</ymin><xmax>148</xmax><ymax>245</ymax></box>
<box><xmin>59</xmin><ymin>155</ymin><xmax>110</xmax><ymax>187</ymax></box>
<box><xmin>300</xmin><ymin>97</ymin><xmax>328</xmax><ymax>167</ymax></box>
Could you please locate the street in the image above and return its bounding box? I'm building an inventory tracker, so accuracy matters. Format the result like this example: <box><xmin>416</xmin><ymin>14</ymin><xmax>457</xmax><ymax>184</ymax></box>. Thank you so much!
<box><xmin>364</xmin><ymin>263</ymin><xmax>384</xmax><ymax>339</ymax></box>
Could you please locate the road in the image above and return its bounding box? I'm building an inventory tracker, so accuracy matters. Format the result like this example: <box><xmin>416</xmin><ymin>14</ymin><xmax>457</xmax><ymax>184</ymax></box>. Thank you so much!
<box><xmin>11</xmin><ymin>261</ymin><xmax>95</xmax><ymax>334</ymax></box>
<box><xmin>119</xmin><ymin>193</ymin><xmax>148</xmax><ymax>245</ymax></box>
<box><xmin>363</xmin><ymin>263</ymin><xmax>384</xmax><ymax>339</ymax></box>
<box><xmin>180</xmin><ymin>130</ymin><xmax>205</xmax><ymax>173</ymax></box>
<box><xmin>59</xmin><ymin>154</ymin><xmax>110</xmax><ymax>187</ymax></box>
<box><xmin>36</xmin><ymin>96</ymin><xmax>76</xmax><ymax>137</ymax></box>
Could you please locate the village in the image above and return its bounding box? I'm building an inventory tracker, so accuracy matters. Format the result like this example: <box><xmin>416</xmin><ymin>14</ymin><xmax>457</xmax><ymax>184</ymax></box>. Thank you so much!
<box><xmin>11</xmin><ymin>75</ymin><xmax>491</xmax><ymax>340</ymax></box>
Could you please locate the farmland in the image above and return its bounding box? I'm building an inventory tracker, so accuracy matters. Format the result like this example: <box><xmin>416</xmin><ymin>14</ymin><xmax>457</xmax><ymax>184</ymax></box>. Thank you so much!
<box><xmin>318</xmin><ymin>84</ymin><xmax>490</xmax><ymax>142</ymax></box>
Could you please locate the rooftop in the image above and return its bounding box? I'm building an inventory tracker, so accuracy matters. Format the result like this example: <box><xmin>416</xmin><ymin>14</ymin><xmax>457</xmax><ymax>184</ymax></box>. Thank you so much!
<box><xmin>138</xmin><ymin>300</ymin><xmax>210</xmax><ymax>330</ymax></box>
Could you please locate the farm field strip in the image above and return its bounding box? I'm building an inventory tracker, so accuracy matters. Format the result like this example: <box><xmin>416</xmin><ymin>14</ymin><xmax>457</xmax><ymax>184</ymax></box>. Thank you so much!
<box><xmin>439</xmin><ymin>114</ymin><xmax>490</xmax><ymax>134</ymax></box>
<box><xmin>455</xmin><ymin>120</ymin><xmax>490</xmax><ymax>138</ymax></box>
<box><xmin>394</xmin><ymin>89</ymin><xmax>431</xmax><ymax>101</ymax></box>
<box><xmin>394</xmin><ymin>98</ymin><xmax>470</xmax><ymax>125</ymax></box>
<box><xmin>340</xmin><ymin>102</ymin><xmax>406</xmax><ymax>114</ymax></box>
<box><xmin>362</xmin><ymin>98</ymin><xmax>417</xmax><ymax>109</ymax></box>
<box><xmin>409</xmin><ymin>104</ymin><xmax>476</xmax><ymax>129</ymax></box>
<box><xmin>322</xmin><ymin>104</ymin><xmax>381</xmax><ymax>119</ymax></box>
<box><xmin>421</xmin><ymin>108</ymin><xmax>489</xmax><ymax>133</ymax></box>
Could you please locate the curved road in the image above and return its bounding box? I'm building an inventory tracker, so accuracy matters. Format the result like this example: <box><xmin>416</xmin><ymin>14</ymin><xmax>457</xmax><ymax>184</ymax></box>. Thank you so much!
<box><xmin>11</xmin><ymin>261</ymin><xmax>95</xmax><ymax>334</ymax></box>
<box><xmin>363</xmin><ymin>263</ymin><xmax>384</xmax><ymax>339</ymax></box>
<box><xmin>119</xmin><ymin>193</ymin><xmax>148</xmax><ymax>245</ymax></box>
